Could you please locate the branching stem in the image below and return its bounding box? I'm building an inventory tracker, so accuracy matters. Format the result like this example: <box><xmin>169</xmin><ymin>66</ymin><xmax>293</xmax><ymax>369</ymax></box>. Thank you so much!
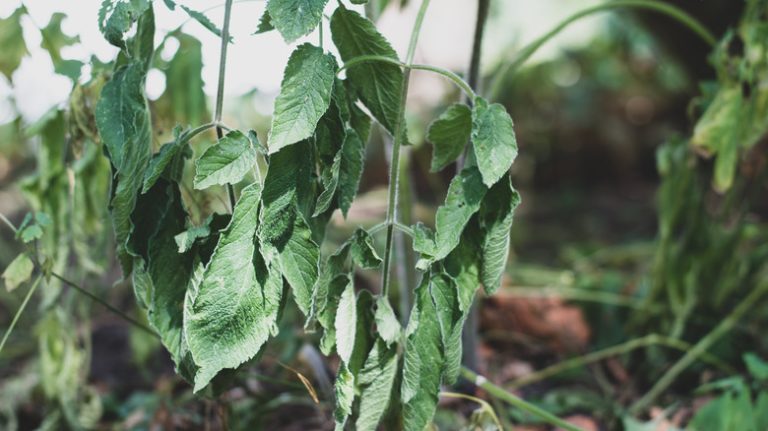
<box><xmin>380</xmin><ymin>0</ymin><xmax>431</xmax><ymax>296</ymax></box>
<box><xmin>338</xmin><ymin>56</ymin><xmax>476</xmax><ymax>100</ymax></box>
<box><xmin>0</xmin><ymin>276</ymin><xmax>42</xmax><ymax>357</ymax></box>
<box><xmin>214</xmin><ymin>0</ymin><xmax>237</xmax><ymax>211</ymax></box>
<box><xmin>487</xmin><ymin>0</ymin><xmax>717</xmax><ymax>100</ymax></box>
<box><xmin>460</xmin><ymin>367</ymin><xmax>586</xmax><ymax>431</ymax></box>
<box><xmin>630</xmin><ymin>279</ymin><xmax>768</xmax><ymax>414</ymax></box>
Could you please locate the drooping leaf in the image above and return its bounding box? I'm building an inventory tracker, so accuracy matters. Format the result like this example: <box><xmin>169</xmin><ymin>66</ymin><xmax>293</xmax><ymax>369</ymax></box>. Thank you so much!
<box><xmin>429</xmin><ymin>271</ymin><xmax>463</xmax><ymax>385</ymax></box>
<box><xmin>96</xmin><ymin>60</ymin><xmax>153</xmax><ymax>273</ymax></box>
<box><xmin>314</xmin><ymin>149</ymin><xmax>342</xmax><ymax>216</ymax></box>
<box><xmin>414</xmin><ymin>167</ymin><xmax>487</xmax><ymax>266</ymax></box>
<box><xmin>142</xmin><ymin>125</ymin><xmax>186</xmax><ymax>193</ymax></box>
<box><xmin>428</xmin><ymin>103</ymin><xmax>472</xmax><ymax>172</ymax></box>
<box><xmin>0</xmin><ymin>6</ymin><xmax>28</xmax><ymax>82</ymax></box>
<box><xmin>266</xmin><ymin>0</ymin><xmax>329</xmax><ymax>42</ymax></box>
<box><xmin>254</xmin><ymin>9</ymin><xmax>274</xmax><ymax>34</ymax></box>
<box><xmin>479</xmin><ymin>176</ymin><xmax>520</xmax><ymax>294</ymax></box>
<box><xmin>259</xmin><ymin>142</ymin><xmax>319</xmax><ymax>315</ymax></box>
<box><xmin>40</xmin><ymin>13</ymin><xmax>83</xmax><ymax>81</ymax></box>
<box><xmin>334</xmin><ymin>363</ymin><xmax>356</xmax><ymax>430</ymax></box>
<box><xmin>471</xmin><ymin>97</ymin><xmax>518</xmax><ymax>187</ymax></box>
<box><xmin>136</xmin><ymin>181</ymin><xmax>196</xmax><ymax>370</ymax></box>
<box><xmin>156</xmin><ymin>31</ymin><xmax>209</xmax><ymax>127</ymax></box>
<box><xmin>2</xmin><ymin>253</ymin><xmax>34</xmax><ymax>292</ymax></box>
<box><xmin>356</xmin><ymin>339</ymin><xmax>399</xmax><ymax>431</ymax></box>
<box><xmin>348</xmin><ymin>228</ymin><xmax>382</xmax><ymax>269</ymax></box>
<box><xmin>179</xmin><ymin>5</ymin><xmax>229</xmax><ymax>40</ymax></box>
<box><xmin>98</xmin><ymin>0</ymin><xmax>151</xmax><ymax>50</ymax></box>
<box><xmin>338</xmin><ymin>128</ymin><xmax>365</xmax><ymax>217</ymax></box>
<box><xmin>331</xmin><ymin>5</ymin><xmax>403</xmax><ymax>134</ymax></box>
<box><xmin>402</xmin><ymin>274</ymin><xmax>444</xmax><ymax>431</ymax></box>
<box><xmin>186</xmin><ymin>183</ymin><xmax>283</xmax><ymax>391</ymax></box>
<box><xmin>335</xmin><ymin>280</ymin><xmax>357</xmax><ymax>365</ymax></box>
<box><xmin>374</xmin><ymin>296</ymin><xmax>401</xmax><ymax>347</ymax></box>
<box><xmin>194</xmin><ymin>130</ymin><xmax>257</xmax><ymax>189</ymax></box>
<box><xmin>269</xmin><ymin>44</ymin><xmax>336</xmax><ymax>153</ymax></box>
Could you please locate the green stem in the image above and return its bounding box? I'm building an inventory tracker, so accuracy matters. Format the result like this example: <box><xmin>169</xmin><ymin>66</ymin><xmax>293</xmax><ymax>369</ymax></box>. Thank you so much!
<box><xmin>214</xmin><ymin>0</ymin><xmax>237</xmax><ymax>211</ymax></box>
<box><xmin>338</xmin><ymin>57</ymin><xmax>476</xmax><ymax>100</ymax></box>
<box><xmin>487</xmin><ymin>0</ymin><xmax>717</xmax><ymax>101</ymax></box>
<box><xmin>629</xmin><ymin>279</ymin><xmax>768</xmax><ymax>414</ymax></box>
<box><xmin>0</xmin><ymin>212</ymin><xmax>18</xmax><ymax>234</ymax></box>
<box><xmin>460</xmin><ymin>367</ymin><xmax>586</xmax><ymax>431</ymax></box>
<box><xmin>0</xmin><ymin>276</ymin><xmax>42</xmax><ymax>357</ymax></box>
<box><xmin>508</xmin><ymin>334</ymin><xmax>733</xmax><ymax>390</ymax></box>
<box><xmin>51</xmin><ymin>271</ymin><xmax>159</xmax><ymax>338</ymax></box>
<box><xmin>380</xmin><ymin>0</ymin><xmax>431</xmax><ymax>296</ymax></box>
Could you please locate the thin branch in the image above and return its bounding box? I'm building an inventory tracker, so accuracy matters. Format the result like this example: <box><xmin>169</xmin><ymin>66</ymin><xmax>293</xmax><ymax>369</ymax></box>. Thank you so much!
<box><xmin>0</xmin><ymin>276</ymin><xmax>42</xmax><ymax>356</ymax></box>
<box><xmin>487</xmin><ymin>0</ymin><xmax>717</xmax><ymax>101</ymax></box>
<box><xmin>0</xmin><ymin>212</ymin><xmax>18</xmax><ymax>234</ymax></box>
<box><xmin>214</xmin><ymin>0</ymin><xmax>237</xmax><ymax>211</ymax></box>
<box><xmin>629</xmin><ymin>279</ymin><xmax>768</xmax><ymax>414</ymax></box>
<box><xmin>460</xmin><ymin>367</ymin><xmax>586</xmax><ymax>431</ymax></box>
<box><xmin>50</xmin><ymin>271</ymin><xmax>159</xmax><ymax>338</ymax></box>
<box><xmin>508</xmin><ymin>334</ymin><xmax>734</xmax><ymax>390</ymax></box>
<box><xmin>380</xmin><ymin>0</ymin><xmax>432</xmax><ymax>296</ymax></box>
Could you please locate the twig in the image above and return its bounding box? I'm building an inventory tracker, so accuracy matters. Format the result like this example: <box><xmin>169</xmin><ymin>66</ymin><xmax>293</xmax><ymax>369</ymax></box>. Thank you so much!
<box><xmin>629</xmin><ymin>279</ymin><xmax>768</xmax><ymax>414</ymax></box>
<box><xmin>487</xmin><ymin>0</ymin><xmax>717</xmax><ymax>101</ymax></box>
<box><xmin>508</xmin><ymin>333</ymin><xmax>734</xmax><ymax>390</ymax></box>
<box><xmin>460</xmin><ymin>367</ymin><xmax>586</xmax><ymax>431</ymax></box>
<box><xmin>0</xmin><ymin>276</ymin><xmax>42</xmax><ymax>356</ymax></box>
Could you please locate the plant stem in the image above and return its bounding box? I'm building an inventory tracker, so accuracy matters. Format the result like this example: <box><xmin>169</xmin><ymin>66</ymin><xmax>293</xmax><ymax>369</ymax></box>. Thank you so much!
<box><xmin>0</xmin><ymin>212</ymin><xmax>18</xmax><ymax>234</ymax></box>
<box><xmin>338</xmin><ymin>57</ymin><xmax>476</xmax><ymax>100</ymax></box>
<box><xmin>461</xmin><ymin>0</ymin><xmax>491</xmax><ymax>374</ymax></box>
<box><xmin>487</xmin><ymin>0</ymin><xmax>717</xmax><ymax>101</ymax></box>
<box><xmin>380</xmin><ymin>0</ymin><xmax>431</xmax><ymax>296</ymax></box>
<box><xmin>0</xmin><ymin>276</ymin><xmax>42</xmax><ymax>357</ymax></box>
<box><xmin>460</xmin><ymin>367</ymin><xmax>586</xmax><ymax>431</ymax></box>
<box><xmin>508</xmin><ymin>334</ymin><xmax>733</xmax><ymax>390</ymax></box>
<box><xmin>214</xmin><ymin>0</ymin><xmax>237</xmax><ymax>211</ymax></box>
<box><xmin>629</xmin><ymin>279</ymin><xmax>768</xmax><ymax>414</ymax></box>
<box><xmin>395</xmin><ymin>147</ymin><xmax>417</xmax><ymax>324</ymax></box>
<box><xmin>51</xmin><ymin>271</ymin><xmax>159</xmax><ymax>338</ymax></box>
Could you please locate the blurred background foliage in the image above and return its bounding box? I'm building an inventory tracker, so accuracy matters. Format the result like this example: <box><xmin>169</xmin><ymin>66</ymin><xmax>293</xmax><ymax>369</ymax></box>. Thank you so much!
<box><xmin>1</xmin><ymin>0</ymin><xmax>768</xmax><ymax>430</ymax></box>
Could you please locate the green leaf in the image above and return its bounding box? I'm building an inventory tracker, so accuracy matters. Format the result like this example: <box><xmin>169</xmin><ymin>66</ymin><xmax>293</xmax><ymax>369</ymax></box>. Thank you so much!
<box><xmin>428</xmin><ymin>104</ymin><xmax>472</xmax><ymax>172</ymax></box>
<box><xmin>331</xmin><ymin>5</ymin><xmax>403</xmax><ymax>134</ymax></box>
<box><xmin>335</xmin><ymin>280</ymin><xmax>357</xmax><ymax>365</ymax></box>
<box><xmin>186</xmin><ymin>183</ymin><xmax>283</xmax><ymax>391</ymax></box>
<box><xmin>157</xmin><ymin>31</ymin><xmax>209</xmax><ymax>127</ymax></box>
<box><xmin>96</xmin><ymin>61</ymin><xmax>153</xmax><ymax>273</ymax></box>
<box><xmin>194</xmin><ymin>130</ymin><xmax>257</xmax><ymax>189</ymax></box>
<box><xmin>479</xmin><ymin>176</ymin><xmax>520</xmax><ymax>294</ymax></box>
<box><xmin>138</xmin><ymin>182</ymin><xmax>196</xmax><ymax>371</ymax></box>
<box><xmin>348</xmin><ymin>228</ymin><xmax>382</xmax><ymax>269</ymax></box>
<box><xmin>314</xmin><ymin>149</ymin><xmax>342</xmax><ymax>216</ymax></box>
<box><xmin>0</xmin><ymin>6</ymin><xmax>28</xmax><ymax>82</ymax></box>
<box><xmin>269</xmin><ymin>44</ymin><xmax>336</xmax><ymax>154</ymax></box>
<box><xmin>374</xmin><ymin>296</ymin><xmax>401</xmax><ymax>347</ymax></box>
<box><xmin>429</xmin><ymin>271</ymin><xmax>463</xmax><ymax>385</ymax></box>
<box><xmin>2</xmin><ymin>253</ymin><xmax>34</xmax><ymax>292</ymax></box>
<box><xmin>402</xmin><ymin>274</ymin><xmax>444</xmax><ymax>431</ymax></box>
<box><xmin>415</xmin><ymin>167</ymin><xmax>487</xmax><ymax>266</ymax></box>
<box><xmin>254</xmin><ymin>9</ymin><xmax>274</xmax><ymax>34</ymax></box>
<box><xmin>98</xmin><ymin>0</ymin><xmax>151</xmax><ymax>50</ymax></box>
<box><xmin>338</xmin><ymin>128</ymin><xmax>365</xmax><ymax>217</ymax></box>
<box><xmin>744</xmin><ymin>353</ymin><xmax>768</xmax><ymax>381</ymax></box>
<box><xmin>334</xmin><ymin>363</ymin><xmax>356</xmax><ymax>429</ymax></box>
<box><xmin>142</xmin><ymin>126</ymin><xmax>186</xmax><ymax>193</ymax></box>
<box><xmin>40</xmin><ymin>13</ymin><xmax>83</xmax><ymax>81</ymax></box>
<box><xmin>471</xmin><ymin>97</ymin><xmax>518</xmax><ymax>187</ymax></box>
<box><xmin>179</xmin><ymin>5</ymin><xmax>229</xmax><ymax>41</ymax></box>
<box><xmin>266</xmin><ymin>0</ymin><xmax>328</xmax><ymax>42</ymax></box>
<box><xmin>356</xmin><ymin>340</ymin><xmax>399</xmax><ymax>431</ymax></box>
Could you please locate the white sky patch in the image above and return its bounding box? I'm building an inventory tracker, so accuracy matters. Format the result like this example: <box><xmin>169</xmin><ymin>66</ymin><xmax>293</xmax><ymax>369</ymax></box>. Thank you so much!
<box><xmin>0</xmin><ymin>0</ymin><xmax>602</xmax><ymax>124</ymax></box>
